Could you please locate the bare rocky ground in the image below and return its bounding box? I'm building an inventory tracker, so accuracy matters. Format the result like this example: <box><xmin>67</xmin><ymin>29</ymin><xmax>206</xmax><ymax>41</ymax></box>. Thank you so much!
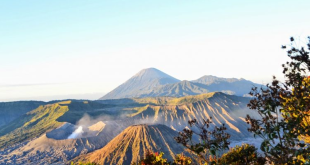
<box><xmin>0</xmin><ymin>121</ymin><xmax>131</xmax><ymax>165</ymax></box>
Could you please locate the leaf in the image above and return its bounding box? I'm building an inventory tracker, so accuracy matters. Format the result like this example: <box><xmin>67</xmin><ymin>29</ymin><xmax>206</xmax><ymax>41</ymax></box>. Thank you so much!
<box><xmin>195</xmin><ymin>147</ymin><xmax>204</xmax><ymax>154</ymax></box>
<box><xmin>210</xmin><ymin>149</ymin><xmax>216</xmax><ymax>155</ymax></box>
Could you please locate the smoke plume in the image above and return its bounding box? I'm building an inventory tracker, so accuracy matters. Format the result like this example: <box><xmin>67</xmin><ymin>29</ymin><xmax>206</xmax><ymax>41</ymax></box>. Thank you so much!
<box><xmin>67</xmin><ymin>126</ymin><xmax>84</xmax><ymax>139</ymax></box>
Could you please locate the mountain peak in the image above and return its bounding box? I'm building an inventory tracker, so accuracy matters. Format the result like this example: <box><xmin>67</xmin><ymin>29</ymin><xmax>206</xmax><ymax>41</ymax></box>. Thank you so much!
<box><xmin>133</xmin><ymin>68</ymin><xmax>175</xmax><ymax>80</ymax></box>
<box><xmin>99</xmin><ymin>68</ymin><xmax>180</xmax><ymax>100</ymax></box>
<box><xmin>72</xmin><ymin>124</ymin><xmax>185</xmax><ymax>165</ymax></box>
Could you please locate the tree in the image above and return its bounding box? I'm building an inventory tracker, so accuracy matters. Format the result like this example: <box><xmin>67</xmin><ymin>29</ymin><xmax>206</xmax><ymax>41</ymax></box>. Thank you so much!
<box><xmin>246</xmin><ymin>37</ymin><xmax>310</xmax><ymax>164</ymax></box>
<box><xmin>174</xmin><ymin>118</ymin><xmax>230</xmax><ymax>164</ymax></box>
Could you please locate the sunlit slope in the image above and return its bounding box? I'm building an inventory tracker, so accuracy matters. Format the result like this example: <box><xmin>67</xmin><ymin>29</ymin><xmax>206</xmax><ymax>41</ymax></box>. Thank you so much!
<box><xmin>73</xmin><ymin>124</ymin><xmax>185</xmax><ymax>165</ymax></box>
<box><xmin>0</xmin><ymin>102</ymin><xmax>70</xmax><ymax>149</ymax></box>
<box><xmin>129</xmin><ymin>92</ymin><xmax>255</xmax><ymax>139</ymax></box>
<box><xmin>0</xmin><ymin>121</ymin><xmax>123</xmax><ymax>165</ymax></box>
<box><xmin>0</xmin><ymin>100</ymin><xmax>116</xmax><ymax>149</ymax></box>
<box><xmin>0</xmin><ymin>101</ymin><xmax>45</xmax><ymax>128</ymax></box>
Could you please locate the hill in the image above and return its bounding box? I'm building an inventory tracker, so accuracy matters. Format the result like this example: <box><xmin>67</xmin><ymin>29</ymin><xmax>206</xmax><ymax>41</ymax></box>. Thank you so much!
<box><xmin>192</xmin><ymin>75</ymin><xmax>262</xmax><ymax>96</ymax></box>
<box><xmin>72</xmin><ymin>124</ymin><xmax>186</xmax><ymax>165</ymax></box>
<box><xmin>0</xmin><ymin>101</ymin><xmax>70</xmax><ymax>149</ymax></box>
<box><xmin>0</xmin><ymin>100</ymin><xmax>125</xmax><ymax>149</ymax></box>
<box><xmin>0</xmin><ymin>101</ymin><xmax>45</xmax><ymax>128</ymax></box>
<box><xmin>0</xmin><ymin>121</ymin><xmax>129</xmax><ymax>165</ymax></box>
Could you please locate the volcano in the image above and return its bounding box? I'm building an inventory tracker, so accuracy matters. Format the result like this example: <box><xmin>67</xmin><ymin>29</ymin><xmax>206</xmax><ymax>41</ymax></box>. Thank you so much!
<box><xmin>99</xmin><ymin>68</ymin><xmax>180</xmax><ymax>100</ymax></box>
<box><xmin>73</xmin><ymin>124</ymin><xmax>186</xmax><ymax>165</ymax></box>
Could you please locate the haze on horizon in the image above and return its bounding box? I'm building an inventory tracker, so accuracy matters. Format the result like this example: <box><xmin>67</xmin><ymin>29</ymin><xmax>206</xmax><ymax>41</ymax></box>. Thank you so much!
<box><xmin>1</xmin><ymin>0</ymin><xmax>310</xmax><ymax>102</ymax></box>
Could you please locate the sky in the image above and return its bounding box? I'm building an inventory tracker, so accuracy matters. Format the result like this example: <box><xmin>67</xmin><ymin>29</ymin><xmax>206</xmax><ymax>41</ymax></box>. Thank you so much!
<box><xmin>1</xmin><ymin>0</ymin><xmax>310</xmax><ymax>101</ymax></box>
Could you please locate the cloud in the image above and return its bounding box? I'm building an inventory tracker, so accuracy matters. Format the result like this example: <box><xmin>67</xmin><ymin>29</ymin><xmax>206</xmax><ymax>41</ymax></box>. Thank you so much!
<box><xmin>0</xmin><ymin>83</ymin><xmax>65</xmax><ymax>88</ymax></box>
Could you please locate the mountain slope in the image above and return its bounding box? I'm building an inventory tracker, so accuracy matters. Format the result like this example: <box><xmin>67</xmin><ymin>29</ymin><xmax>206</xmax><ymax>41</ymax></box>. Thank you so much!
<box><xmin>0</xmin><ymin>121</ymin><xmax>129</xmax><ymax>165</ymax></box>
<box><xmin>128</xmin><ymin>92</ymin><xmax>258</xmax><ymax>139</ymax></box>
<box><xmin>100</xmin><ymin>69</ymin><xmax>262</xmax><ymax>99</ymax></box>
<box><xmin>0</xmin><ymin>100</ymin><xmax>117</xmax><ymax>149</ymax></box>
<box><xmin>0</xmin><ymin>92</ymin><xmax>259</xmax><ymax>164</ymax></box>
<box><xmin>0</xmin><ymin>101</ymin><xmax>45</xmax><ymax>128</ymax></box>
<box><xmin>72</xmin><ymin>124</ymin><xmax>185</xmax><ymax>165</ymax></box>
<box><xmin>100</xmin><ymin>68</ymin><xmax>180</xmax><ymax>100</ymax></box>
<box><xmin>139</xmin><ymin>80</ymin><xmax>210</xmax><ymax>97</ymax></box>
<box><xmin>0</xmin><ymin>101</ymin><xmax>70</xmax><ymax>149</ymax></box>
<box><xmin>192</xmin><ymin>75</ymin><xmax>262</xmax><ymax>96</ymax></box>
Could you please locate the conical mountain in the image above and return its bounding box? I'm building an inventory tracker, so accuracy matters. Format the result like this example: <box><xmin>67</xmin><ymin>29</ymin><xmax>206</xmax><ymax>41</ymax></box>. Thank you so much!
<box><xmin>100</xmin><ymin>68</ymin><xmax>180</xmax><ymax>100</ymax></box>
<box><xmin>72</xmin><ymin>124</ymin><xmax>186</xmax><ymax>165</ymax></box>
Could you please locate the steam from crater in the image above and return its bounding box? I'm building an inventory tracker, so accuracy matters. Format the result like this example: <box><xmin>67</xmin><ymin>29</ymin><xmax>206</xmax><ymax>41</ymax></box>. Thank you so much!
<box><xmin>68</xmin><ymin>126</ymin><xmax>84</xmax><ymax>139</ymax></box>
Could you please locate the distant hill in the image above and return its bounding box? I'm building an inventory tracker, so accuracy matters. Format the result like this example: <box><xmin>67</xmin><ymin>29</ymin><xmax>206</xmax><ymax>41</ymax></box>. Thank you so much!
<box><xmin>72</xmin><ymin>124</ymin><xmax>186</xmax><ymax>165</ymax></box>
<box><xmin>0</xmin><ymin>101</ymin><xmax>70</xmax><ymax>149</ymax></box>
<box><xmin>99</xmin><ymin>68</ymin><xmax>262</xmax><ymax>99</ymax></box>
<box><xmin>100</xmin><ymin>68</ymin><xmax>180</xmax><ymax>100</ymax></box>
<box><xmin>192</xmin><ymin>75</ymin><xmax>262</xmax><ymax>96</ymax></box>
<box><xmin>0</xmin><ymin>101</ymin><xmax>45</xmax><ymax>128</ymax></box>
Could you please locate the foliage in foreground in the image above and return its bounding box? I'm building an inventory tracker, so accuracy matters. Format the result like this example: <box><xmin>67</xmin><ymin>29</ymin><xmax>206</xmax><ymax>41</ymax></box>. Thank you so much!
<box><xmin>174</xmin><ymin>117</ymin><xmax>263</xmax><ymax>164</ymax></box>
<box><xmin>246</xmin><ymin>37</ymin><xmax>310</xmax><ymax>164</ymax></box>
<box><xmin>172</xmin><ymin>37</ymin><xmax>310</xmax><ymax>165</ymax></box>
<box><xmin>132</xmin><ymin>150</ymin><xmax>170</xmax><ymax>165</ymax></box>
<box><xmin>70</xmin><ymin>162</ymin><xmax>98</xmax><ymax>165</ymax></box>
<box><xmin>217</xmin><ymin>144</ymin><xmax>265</xmax><ymax>165</ymax></box>
<box><xmin>134</xmin><ymin>144</ymin><xmax>263</xmax><ymax>165</ymax></box>
<box><xmin>174</xmin><ymin>118</ymin><xmax>230</xmax><ymax>164</ymax></box>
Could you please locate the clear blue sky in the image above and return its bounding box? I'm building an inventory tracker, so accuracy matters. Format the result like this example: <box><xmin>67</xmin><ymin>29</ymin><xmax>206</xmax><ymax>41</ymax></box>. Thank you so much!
<box><xmin>1</xmin><ymin>0</ymin><xmax>309</xmax><ymax>101</ymax></box>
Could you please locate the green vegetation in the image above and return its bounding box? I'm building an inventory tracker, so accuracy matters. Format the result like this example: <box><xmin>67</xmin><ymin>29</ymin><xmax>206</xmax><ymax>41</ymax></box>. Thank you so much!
<box><xmin>132</xmin><ymin>150</ymin><xmax>193</xmax><ymax>165</ymax></box>
<box><xmin>0</xmin><ymin>103</ymin><xmax>69</xmax><ymax>148</ymax></box>
<box><xmin>135</xmin><ymin>145</ymin><xmax>263</xmax><ymax>165</ymax></box>
<box><xmin>175</xmin><ymin>118</ymin><xmax>230</xmax><ymax>164</ymax></box>
<box><xmin>0</xmin><ymin>101</ymin><xmax>45</xmax><ymax>127</ymax></box>
<box><xmin>70</xmin><ymin>162</ymin><xmax>98</xmax><ymax>165</ymax></box>
<box><xmin>173</xmin><ymin>153</ymin><xmax>193</xmax><ymax>165</ymax></box>
<box><xmin>133</xmin><ymin>150</ymin><xmax>170</xmax><ymax>165</ymax></box>
<box><xmin>127</xmin><ymin>105</ymin><xmax>149</xmax><ymax>117</ymax></box>
<box><xmin>246</xmin><ymin>37</ymin><xmax>310</xmax><ymax>164</ymax></box>
<box><xmin>171</xmin><ymin>37</ymin><xmax>310</xmax><ymax>165</ymax></box>
<box><xmin>217</xmin><ymin>144</ymin><xmax>265</xmax><ymax>165</ymax></box>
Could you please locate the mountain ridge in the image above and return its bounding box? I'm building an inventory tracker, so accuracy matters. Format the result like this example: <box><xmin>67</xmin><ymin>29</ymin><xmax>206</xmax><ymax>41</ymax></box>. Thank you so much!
<box><xmin>99</xmin><ymin>68</ymin><xmax>262</xmax><ymax>100</ymax></box>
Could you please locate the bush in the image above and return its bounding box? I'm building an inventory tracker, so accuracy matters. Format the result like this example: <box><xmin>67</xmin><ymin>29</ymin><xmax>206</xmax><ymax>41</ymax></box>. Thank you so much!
<box><xmin>173</xmin><ymin>153</ymin><xmax>193</xmax><ymax>165</ymax></box>
<box><xmin>133</xmin><ymin>150</ymin><xmax>170</xmax><ymax>165</ymax></box>
<box><xmin>217</xmin><ymin>144</ymin><xmax>265</xmax><ymax>165</ymax></box>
